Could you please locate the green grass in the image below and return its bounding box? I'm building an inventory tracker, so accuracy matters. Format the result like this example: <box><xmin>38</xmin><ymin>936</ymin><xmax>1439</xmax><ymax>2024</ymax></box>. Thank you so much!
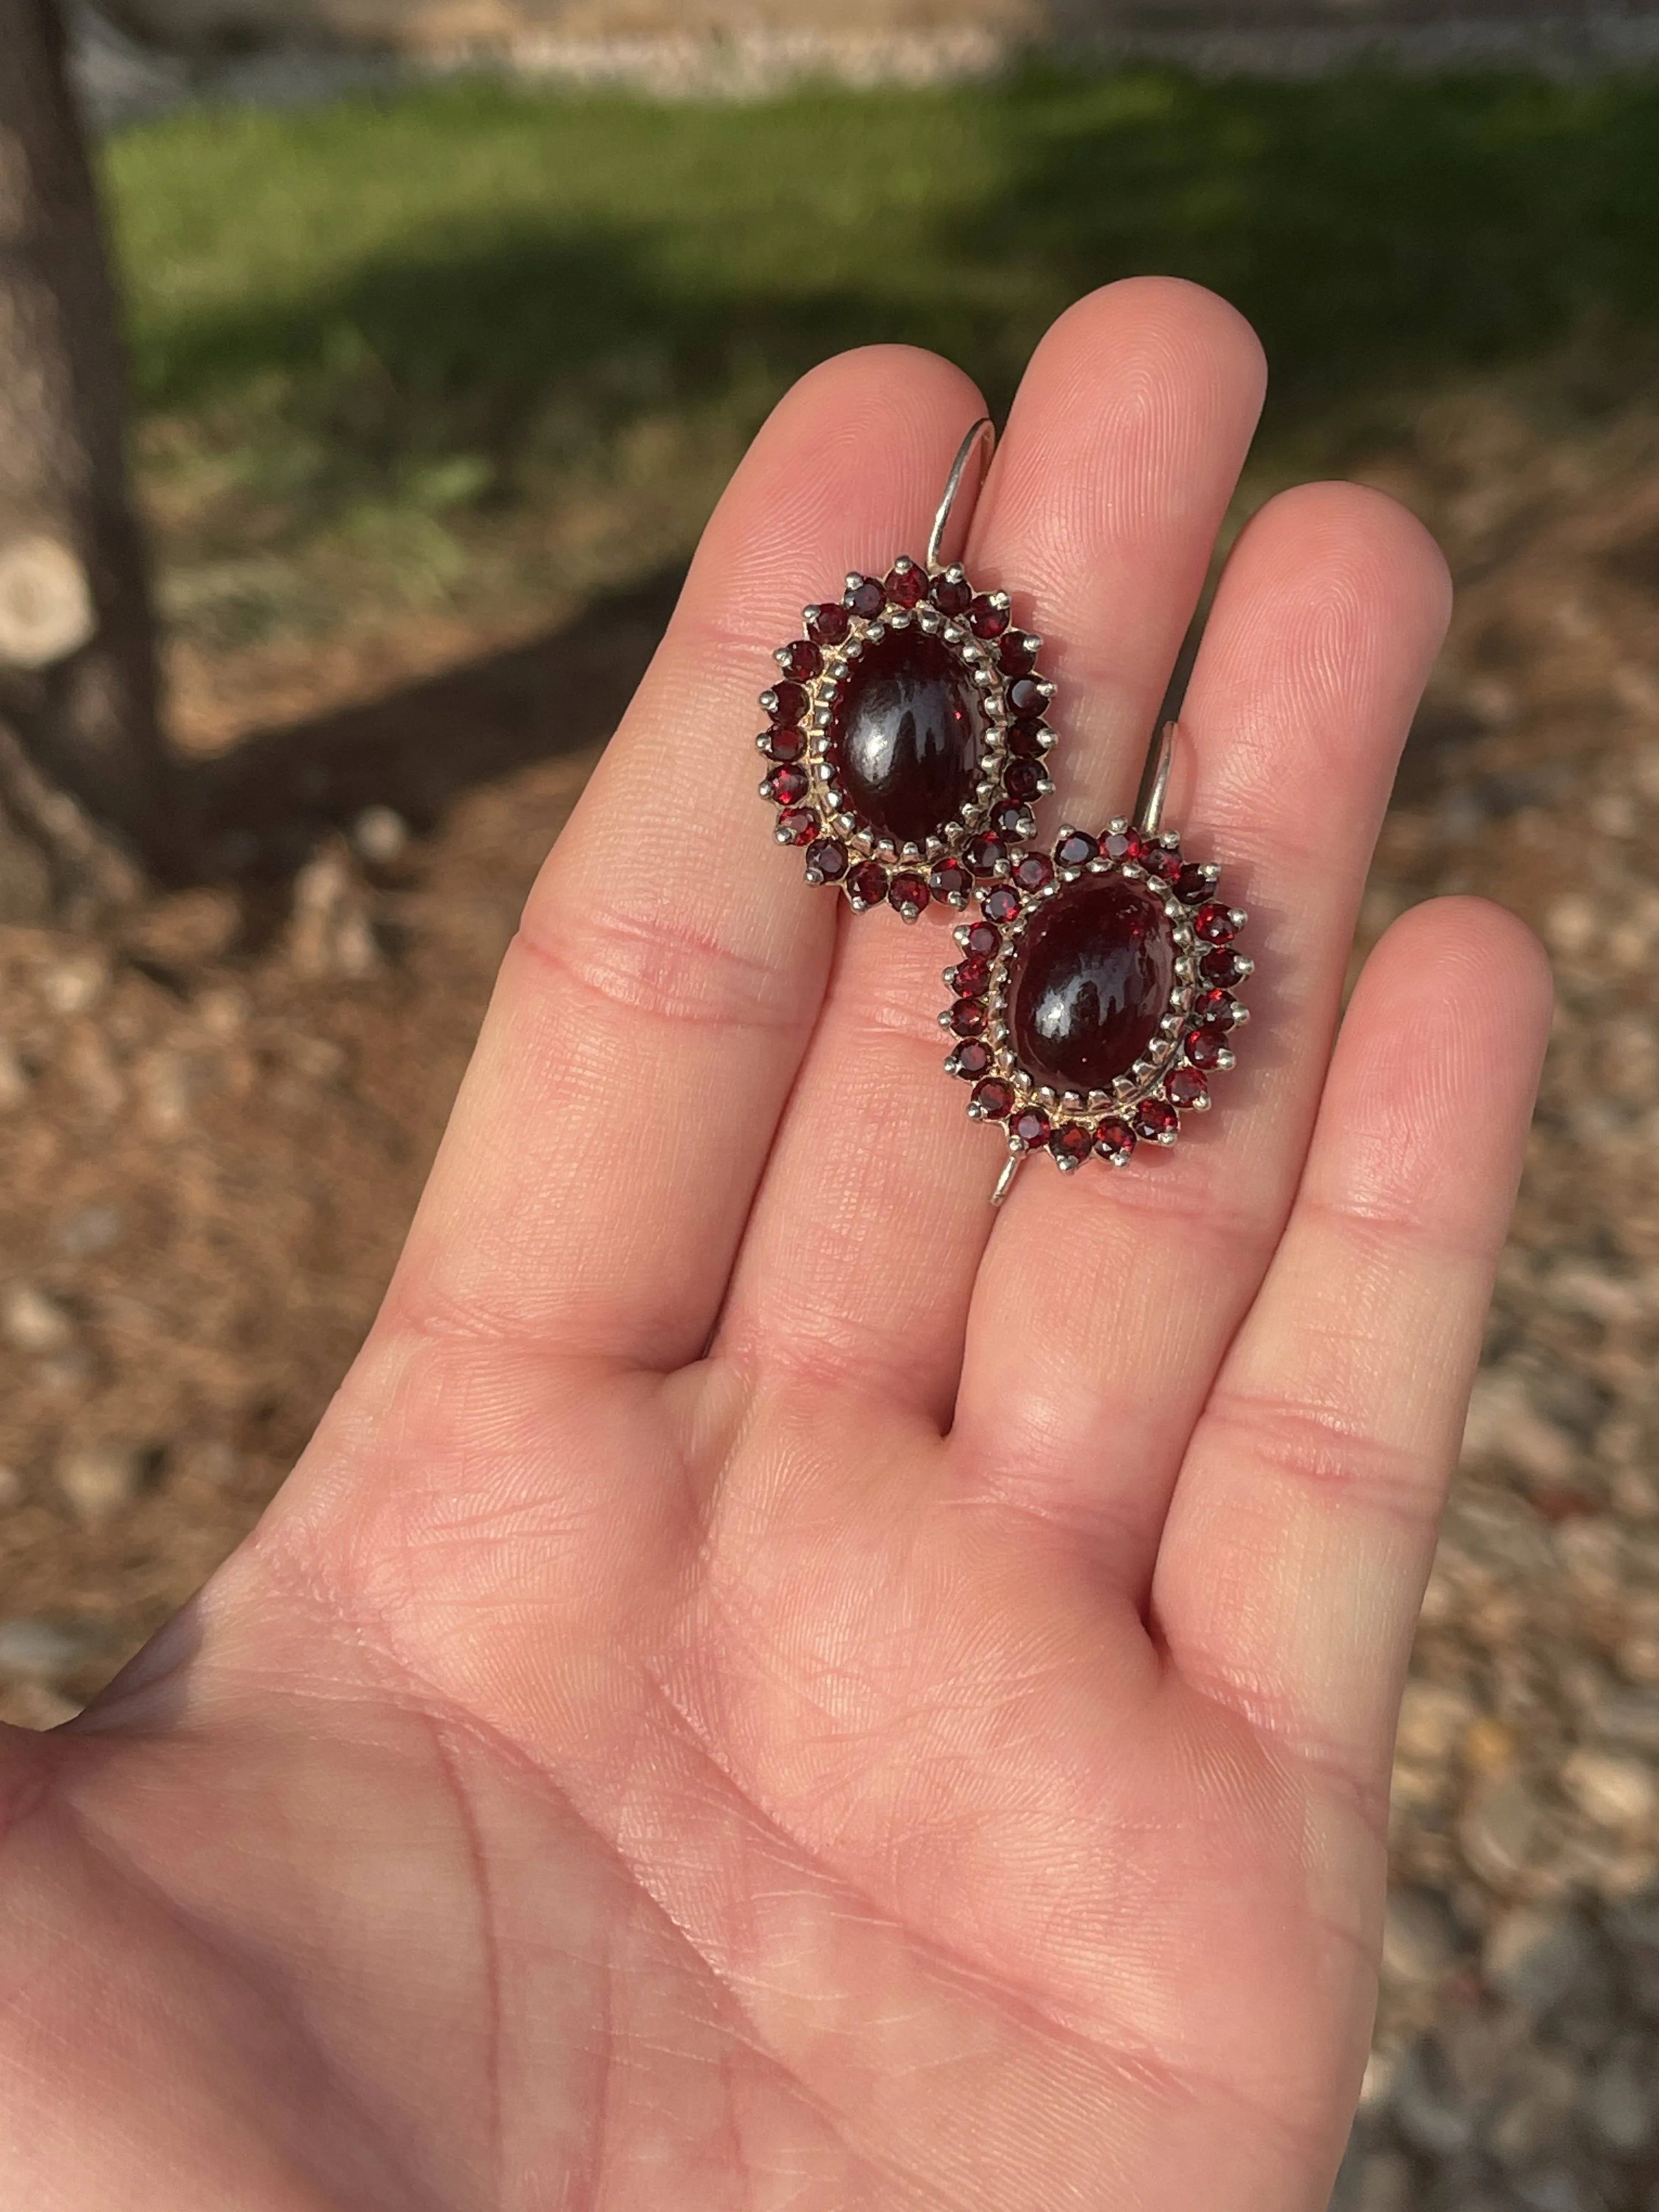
<box><xmin>102</xmin><ymin>67</ymin><xmax>1659</xmax><ymax>653</ymax></box>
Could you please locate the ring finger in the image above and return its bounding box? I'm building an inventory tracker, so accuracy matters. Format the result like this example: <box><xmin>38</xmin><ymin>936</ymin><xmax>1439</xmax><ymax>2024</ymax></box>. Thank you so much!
<box><xmin>952</xmin><ymin>476</ymin><xmax>1452</xmax><ymax>1590</ymax></box>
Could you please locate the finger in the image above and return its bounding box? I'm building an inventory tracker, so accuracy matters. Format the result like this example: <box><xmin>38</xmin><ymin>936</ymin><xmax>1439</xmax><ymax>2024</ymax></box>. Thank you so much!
<box><xmin>718</xmin><ymin>280</ymin><xmax>1267</xmax><ymax>1423</ymax></box>
<box><xmin>380</xmin><ymin>346</ymin><xmax>985</xmax><ymax>1373</ymax></box>
<box><xmin>1152</xmin><ymin>898</ymin><xmax>1551</xmax><ymax>1796</ymax></box>
<box><xmin>953</xmin><ymin>481</ymin><xmax>1452</xmax><ymax>1582</ymax></box>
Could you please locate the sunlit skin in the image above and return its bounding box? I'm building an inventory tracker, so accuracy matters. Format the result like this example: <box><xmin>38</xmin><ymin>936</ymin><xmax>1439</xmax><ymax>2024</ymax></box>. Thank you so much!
<box><xmin>0</xmin><ymin>281</ymin><xmax>1550</xmax><ymax>2211</ymax></box>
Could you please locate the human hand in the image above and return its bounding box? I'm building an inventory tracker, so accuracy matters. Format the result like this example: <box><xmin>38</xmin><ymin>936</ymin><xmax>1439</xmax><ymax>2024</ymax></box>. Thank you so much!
<box><xmin>3</xmin><ymin>280</ymin><xmax>1550</xmax><ymax>2211</ymax></box>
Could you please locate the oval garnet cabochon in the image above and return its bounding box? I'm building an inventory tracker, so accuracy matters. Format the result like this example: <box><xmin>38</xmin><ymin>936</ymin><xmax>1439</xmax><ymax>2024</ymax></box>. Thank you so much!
<box><xmin>827</xmin><ymin>627</ymin><xmax>986</xmax><ymax>849</ymax></box>
<box><xmin>1008</xmin><ymin>877</ymin><xmax>1177</xmax><ymax>1092</ymax></box>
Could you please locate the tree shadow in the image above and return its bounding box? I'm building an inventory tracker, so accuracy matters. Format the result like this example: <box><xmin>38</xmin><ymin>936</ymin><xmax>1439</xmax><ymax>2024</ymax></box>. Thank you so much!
<box><xmin>124</xmin><ymin>70</ymin><xmax>1659</xmax><ymax>475</ymax></box>
<box><xmin>960</xmin><ymin>66</ymin><xmax>1659</xmax><ymax>436</ymax></box>
<box><xmin>112</xmin><ymin>67</ymin><xmax>1659</xmax><ymax>890</ymax></box>
<box><xmin>171</xmin><ymin>562</ymin><xmax>681</xmax><ymax>889</ymax></box>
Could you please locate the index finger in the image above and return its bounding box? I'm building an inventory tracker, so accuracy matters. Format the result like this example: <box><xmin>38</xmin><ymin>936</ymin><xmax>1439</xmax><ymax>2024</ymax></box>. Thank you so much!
<box><xmin>380</xmin><ymin>347</ymin><xmax>986</xmax><ymax>1373</ymax></box>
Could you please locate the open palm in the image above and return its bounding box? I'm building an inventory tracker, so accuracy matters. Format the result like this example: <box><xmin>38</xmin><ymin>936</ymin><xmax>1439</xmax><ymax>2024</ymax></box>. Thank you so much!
<box><xmin>2</xmin><ymin>282</ymin><xmax>1549</xmax><ymax>2211</ymax></box>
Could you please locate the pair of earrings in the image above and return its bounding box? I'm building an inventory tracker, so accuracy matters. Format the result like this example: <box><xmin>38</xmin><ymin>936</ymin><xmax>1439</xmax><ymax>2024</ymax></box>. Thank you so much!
<box><xmin>756</xmin><ymin>420</ymin><xmax>1251</xmax><ymax>1204</ymax></box>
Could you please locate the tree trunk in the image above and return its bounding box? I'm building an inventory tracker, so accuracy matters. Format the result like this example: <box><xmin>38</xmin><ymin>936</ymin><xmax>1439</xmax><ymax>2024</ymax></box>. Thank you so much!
<box><xmin>0</xmin><ymin>0</ymin><xmax>171</xmax><ymax>916</ymax></box>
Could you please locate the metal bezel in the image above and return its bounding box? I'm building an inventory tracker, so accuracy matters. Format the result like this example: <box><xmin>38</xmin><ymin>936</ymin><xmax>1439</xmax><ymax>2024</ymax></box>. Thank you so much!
<box><xmin>759</xmin><ymin>556</ymin><xmax>1058</xmax><ymax>913</ymax></box>
<box><xmin>942</xmin><ymin>821</ymin><xmax>1253</xmax><ymax>1173</ymax></box>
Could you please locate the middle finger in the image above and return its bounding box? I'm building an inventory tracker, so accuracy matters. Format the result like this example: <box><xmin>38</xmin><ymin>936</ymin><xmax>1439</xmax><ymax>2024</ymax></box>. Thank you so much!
<box><xmin>717</xmin><ymin>279</ymin><xmax>1267</xmax><ymax>1426</ymax></box>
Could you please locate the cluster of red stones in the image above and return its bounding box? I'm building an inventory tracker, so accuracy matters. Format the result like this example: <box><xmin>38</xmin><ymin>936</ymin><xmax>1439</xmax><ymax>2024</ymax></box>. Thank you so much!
<box><xmin>941</xmin><ymin>823</ymin><xmax>1251</xmax><ymax>1172</ymax></box>
<box><xmin>757</xmin><ymin>556</ymin><xmax>1057</xmax><ymax>919</ymax></box>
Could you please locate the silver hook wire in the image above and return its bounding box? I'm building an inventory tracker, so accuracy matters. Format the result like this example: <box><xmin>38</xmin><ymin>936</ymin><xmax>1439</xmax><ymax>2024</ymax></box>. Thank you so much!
<box><xmin>1137</xmin><ymin>718</ymin><xmax>1180</xmax><ymax>837</ymax></box>
<box><xmin>928</xmin><ymin>416</ymin><xmax>996</xmax><ymax>572</ymax></box>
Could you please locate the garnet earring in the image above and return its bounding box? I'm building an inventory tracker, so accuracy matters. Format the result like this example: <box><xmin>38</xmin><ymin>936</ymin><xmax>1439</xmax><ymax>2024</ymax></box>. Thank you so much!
<box><xmin>757</xmin><ymin>419</ymin><xmax>1059</xmax><ymax>919</ymax></box>
<box><xmin>941</xmin><ymin>720</ymin><xmax>1252</xmax><ymax>1201</ymax></box>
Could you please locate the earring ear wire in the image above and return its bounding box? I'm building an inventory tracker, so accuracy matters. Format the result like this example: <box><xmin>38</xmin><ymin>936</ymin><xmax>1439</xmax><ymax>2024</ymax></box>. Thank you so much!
<box><xmin>928</xmin><ymin>417</ymin><xmax>996</xmax><ymax>572</ymax></box>
<box><xmin>755</xmin><ymin>417</ymin><xmax>1061</xmax><ymax>925</ymax></box>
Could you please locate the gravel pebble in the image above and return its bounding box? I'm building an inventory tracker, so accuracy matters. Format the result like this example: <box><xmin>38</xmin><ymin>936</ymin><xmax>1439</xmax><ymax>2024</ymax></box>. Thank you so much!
<box><xmin>1393</xmin><ymin>2035</ymin><xmax>1481</xmax><ymax>2158</ymax></box>
<box><xmin>1</xmin><ymin>1283</ymin><xmax>76</xmax><ymax>1355</ymax></box>
<box><xmin>0</xmin><ymin>1040</ymin><xmax>30</xmax><ymax>1109</ymax></box>
<box><xmin>0</xmin><ymin>1615</ymin><xmax>105</xmax><ymax>1680</ymax></box>
<box><xmin>1583</xmin><ymin>2038</ymin><xmax>1656</xmax><ymax>2157</ymax></box>
<box><xmin>1383</xmin><ymin>1887</ymin><xmax>1461</xmax><ymax>1990</ymax></box>
<box><xmin>1462</xmin><ymin>1777</ymin><xmax>1553</xmax><ymax>1889</ymax></box>
<box><xmin>1485</xmin><ymin>2048</ymin><xmax>1581</xmax><ymax>2164</ymax></box>
<box><xmin>1512</xmin><ymin>2167</ymin><xmax>1606</xmax><ymax>2212</ymax></box>
<box><xmin>55</xmin><ymin>1440</ymin><xmax>145</xmax><ymax>1528</ymax></box>
<box><xmin>1485</xmin><ymin>1908</ymin><xmax>1600</xmax><ymax>2013</ymax></box>
<box><xmin>56</xmin><ymin>1204</ymin><xmax>123</xmax><ymax>1257</ymax></box>
<box><xmin>39</xmin><ymin>951</ymin><xmax>108</xmax><ymax>1017</ymax></box>
<box><xmin>352</xmin><ymin>805</ymin><xmax>409</xmax><ymax>864</ymax></box>
<box><xmin>1562</xmin><ymin>1748</ymin><xmax>1659</xmax><ymax>1833</ymax></box>
<box><xmin>1331</xmin><ymin>2145</ymin><xmax>1414</xmax><ymax>2212</ymax></box>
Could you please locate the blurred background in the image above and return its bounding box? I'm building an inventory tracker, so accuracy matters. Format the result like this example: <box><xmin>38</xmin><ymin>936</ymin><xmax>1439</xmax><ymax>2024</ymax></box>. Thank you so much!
<box><xmin>3</xmin><ymin>2</ymin><xmax>1659</xmax><ymax>2205</ymax></box>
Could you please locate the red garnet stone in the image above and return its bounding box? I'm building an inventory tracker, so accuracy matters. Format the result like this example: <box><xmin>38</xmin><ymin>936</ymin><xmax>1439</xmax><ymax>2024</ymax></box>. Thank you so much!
<box><xmin>827</xmin><ymin>627</ymin><xmax>985</xmax><ymax>848</ymax></box>
<box><xmin>1051</xmin><ymin>1123</ymin><xmax>1093</xmax><ymax>1169</ymax></box>
<box><xmin>1007</xmin><ymin>878</ymin><xmax>1176</xmax><ymax>1092</ymax></box>
<box><xmin>971</xmin><ymin>1077</ymin><xmax>1014</xmax><ymax>1119</ymax></box>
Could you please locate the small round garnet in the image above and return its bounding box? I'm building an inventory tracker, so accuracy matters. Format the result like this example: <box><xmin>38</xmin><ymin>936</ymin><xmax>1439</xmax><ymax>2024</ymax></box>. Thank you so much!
<box><xmin>1102</xmin><ymin>828</ymin><xmax>1145</xmax><ymax>864</ymax></box>
<box><xmin>967</xmin><ymin>595</ymin><xmax>1010</xmax><ymax>639</ymax></box>
<box><xmin>805</xmin><ymin>838</ymin><xmax>848</xmax><ymax>882</ymax></box>
<box><xmin>983</xmin><ymin>885</ymin><xmax>1022</xmax><ymax>925</ymax></box>
<box><xmin>827</xmin><ymin>626</ymin><xmax>986</xmax><ymax>848</ymax></box>
<box><xmin>846</xmin><ymin>578</ymin><xmax>885</xmax><ymax>619</ymax></box>
<box><xmin>991</xmin><ymin>804</ymin><xmax>1031</xmax><ymax>839</ymax></box>
<box><xmin>776</xmin><ymin>809</ymin><xmax>816</xmax><ymax>846</ymax></box>
<box><xmin>1176</xmin><ymin>863</ymin><xmax>1215</xmax><ymax>905</ymax></box>
<box><xmin>807</xmin><ymin>602</ymin><xmax>851</xmax><ymax>646</ymax></box>
<box><xmin>964</xmin><ymin>922</ymin><xmax>1000</xmax><ymax>957</ymax></box>
<box><xmin>1199</xmin><ymin>946</ymin><xmax>1247</xmax><ymax>988</ymax></box>
<box><xmin>1142</xmin><ymin>844</ymin><xmax>1181</xmax><ymax>885</ymax></box>
<box><xmin>953</xmin><ymin>1039</ymin><xmax>992</xmax><ymax>1078</ymax></box>
<box><xmin>966</xmin><ymin>833</ymin><xmax>1008</xmax><ymax>877</ymax></box>
<box><xmin>778</xmin><ymin>640</ymin><xmax>822</xmax><ymax>682</ymax></box>
<box><xmin>930</xmin><ymin>857</ymin><xmax>972</xmax><ymax>902</ymax></box>
<box><xmin>947</xmin><ymin>956</ymin><xmax>991</xmax><ymax>997</ymax></box>
<box><xmin>970</xmin><ymin>1077</ymin><xmax>1014</xmax><ymax>1119</ymax></box>
<box><xmin>889</xmin><ymin>872</ymin><xmax>930</xmax><ymax>919</ymax></box>
<box><xmin>1134</xmin><ymin>1097</ymin><xmax>1178</xmax><ymax>1143</ymax></box>
<box><xmin>1004</xmin><ymin>759</ymin><xmax>1045</xmax><ymax>803</ymax></box>
<box><xmin>1194</xmin><ymin>989</ymin><xmax>1239</xmax><ymax>1029</ymax></box>
<box><xmin>947</xmin><ymin>998</ymin><xmax>986</xmax><ymax>1037</ymax></box>
<box><xmin>1194</xmin><ymin>903</ymin><xmax>1239</xmax><ymax>944</ymax></box>
<box><xmin>1007</xmin><ymin>676</ymin><xmax>1047</xmax><ymax>718</ymax></box>
<box><xmin>1184</xmin><ymin>1026</ymin><xmax>1226</xmax><ymax>1069</ymax></box>
<box><xmin>885</xmin><ymin>561</ymin><xmax>928</xmax><ymax>610</ymax></box>
<box><xmin>847</xmin><ymin>861</ymin><xmax>889</xmax><ymax>909</ymax></box>
<box><xmin>1013</xmin><ymin>851</ymin><xmax>1054</xmax><ymax>892</ymax></box>
<box><xmin>1006</xmin><ymin>877</ymin><xmax>1176</xmax><ymax>1093</ymax></box>
<box><xmin>1094</xmin><ymin>1119</ymin><xmax>1135</xmax><ymax>1165</ymax></box>
<box><xmin>1054</xmin><ymin>831</ymin><xmax>1097</xmax><ymax>870</ymax></box>
<box><xmin>766</xmin><ymin>681</ymin><xmax>809</xmax><ymax>727</ymax></box>
<box><xmin>760</xmin><ymin>725</ymin><xmax>805</xmax><ymax>763</ymax></box>
<box><xmin>1007</xmin><ymin>718</ymin><xmax>1047</xmax><ymax>759</ymax></box>
<box><xmin>763</xmin><ymin>764</ymin><xmax>809</xmax><ymax>805</ymax></box>
<box><xmin>998</xmin><ymin>634</ymin><xmax>1035</xmax><ymax>678</ymax></box>
<box><xmin>932</xmin><ymin>573</ymin><xmax>972</xmax><ymax>617</ymax></box>
<box><xmin>1011</xmin><ymin>1106</ymin><xmax>1052</xmax><ymax>1148</ymax></box>
<box><xmin>1051</xmin><ymin>1123</ymin><xmax>1092</xmax><ymax>1170</ymax></box>
<box><xmin>1167</xmin><ymin>1067</ymin><xmax>1209</xmax><ymax>1110</ymax></box>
